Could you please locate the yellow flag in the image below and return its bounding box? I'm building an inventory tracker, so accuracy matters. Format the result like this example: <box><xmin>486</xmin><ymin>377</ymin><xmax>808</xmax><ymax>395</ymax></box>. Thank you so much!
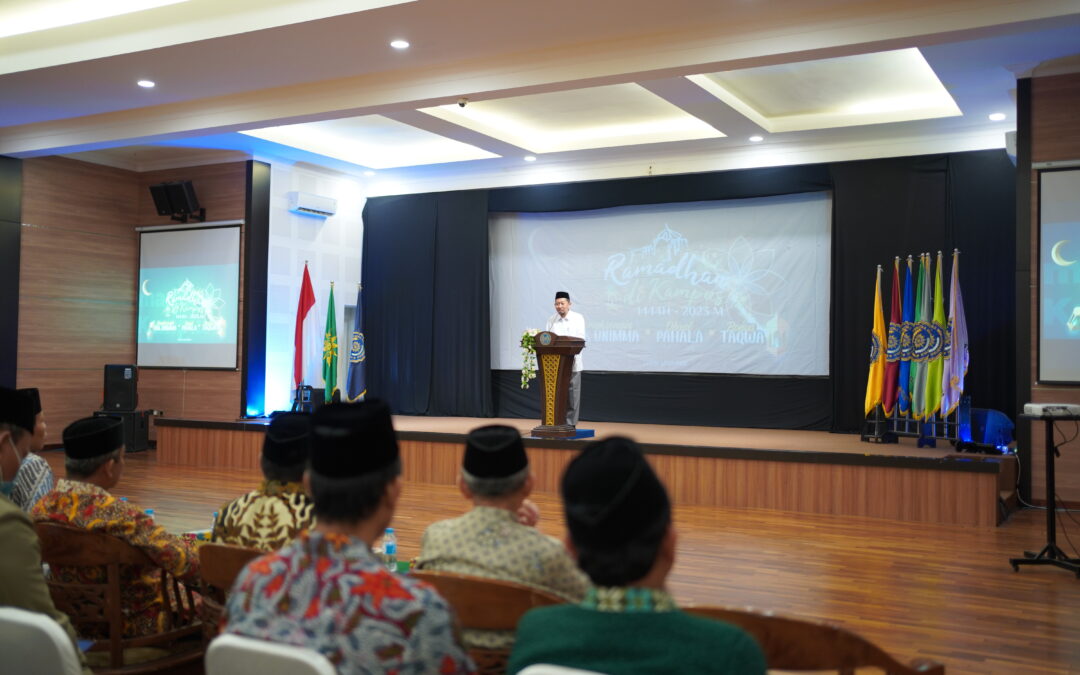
<box><xmin>864</xmin><ymin>266</ymin><xmax>887</xmax><ymax>416</ymax></box>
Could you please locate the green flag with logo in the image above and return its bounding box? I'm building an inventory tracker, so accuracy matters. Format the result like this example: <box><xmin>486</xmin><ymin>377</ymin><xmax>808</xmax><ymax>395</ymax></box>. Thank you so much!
<box><xmin>322</xmin><ymin>284</ymin><xmax>339</xmax><ymax>403</ymax></box>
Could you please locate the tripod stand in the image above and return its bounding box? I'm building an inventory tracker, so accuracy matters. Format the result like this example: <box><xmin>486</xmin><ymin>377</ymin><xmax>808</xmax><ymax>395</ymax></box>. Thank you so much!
<box><xmin>1010</xmin><ymin>415</ymin><xmax>1080</xmax><ymax>577</ymax></box>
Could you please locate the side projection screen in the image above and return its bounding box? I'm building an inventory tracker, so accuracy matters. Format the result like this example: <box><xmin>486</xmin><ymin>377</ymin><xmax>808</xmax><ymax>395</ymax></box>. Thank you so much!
<box><xmin>1039</xmin><ymin>168</ymin><xmax>1080</xmax><ymax>384</ymax></box>
<box><xmin>137</xmin><ymin>226</ymin><xmax>241</xmax><ymax>369</ymax></box>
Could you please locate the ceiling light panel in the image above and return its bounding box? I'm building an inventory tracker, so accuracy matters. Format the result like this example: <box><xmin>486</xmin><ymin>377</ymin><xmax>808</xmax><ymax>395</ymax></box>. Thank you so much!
<box><xmin>240</xmin><ymin>115</ymin><xmax>498</xmax><ymax>169</ymax></box>
<box><xmin>688</xmin><ymin>48</ymin><xmax>961</xmax><ymax>133</ymax></box>
<box><xmin>419</xmin><ymin>83</ymin><xmax>724</xmax><ymax>154</ymax></box>
<box><xmin>0</xmin><ymin>0</ymin><xmax>189</xmax><ymax>39</ymax></box>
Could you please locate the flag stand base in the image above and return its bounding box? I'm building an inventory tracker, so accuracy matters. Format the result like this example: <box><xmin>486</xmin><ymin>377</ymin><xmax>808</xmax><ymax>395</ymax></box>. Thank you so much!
<box><xmin>861</xmin><ymin>396</ymin><xmax>971</xmax><ymax>448</ymax></box>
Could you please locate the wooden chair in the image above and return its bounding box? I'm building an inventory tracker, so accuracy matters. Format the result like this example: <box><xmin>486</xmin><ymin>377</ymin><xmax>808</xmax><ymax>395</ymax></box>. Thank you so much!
<box><xmin>684</xmin><ymin>604</ymin><xmax>945</xmax><ymax>674</ymax></box>
<box><xmin>198</xmin><ymin>542</ymin><xmax>262</xmax><ymax>643</ymax></box>
<box><xmin>34</xmin><ymin>521</ymin><xmax>203</xmax><ymax>674</ymax></box>
<box><xmin>411</xmin><ymin>569</ymin><xmax>565</xmax><ymax>675</ymax></box>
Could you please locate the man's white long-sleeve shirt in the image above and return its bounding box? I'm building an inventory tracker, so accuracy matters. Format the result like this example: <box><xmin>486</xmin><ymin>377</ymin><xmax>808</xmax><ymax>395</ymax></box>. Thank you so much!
<box><xmin>545</xmin><ymin>310</ymin><xmax>585</xmax><ymax>371</ymax></box>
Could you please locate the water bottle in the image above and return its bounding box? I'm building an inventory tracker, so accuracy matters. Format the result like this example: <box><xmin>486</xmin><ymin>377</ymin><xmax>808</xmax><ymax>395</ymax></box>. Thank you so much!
<box><xmin>381</xmin><ymin>528</ymin><xmax>397</xmax><ymax>572</ymax></box>
<box><xmin>144</xmin><ymin>509</ymin><xmax>154</xmax><ymax>520</ymax></box>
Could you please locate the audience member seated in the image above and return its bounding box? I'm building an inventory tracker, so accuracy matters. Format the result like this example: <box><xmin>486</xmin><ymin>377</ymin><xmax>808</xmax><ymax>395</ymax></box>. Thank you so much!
<box><xmin>0</xmin><ymin>387</ymin><xmax>90</xmax><ymax>674</ymax></box>
<box><xmin>508</xmin><ymin>437</ymin><xmax>767</xmax><ymax>675</ymax></box>
<box><xmin>212</xmin><ymin>412</ymin><xmax>315</xmax><ymax>551</ymax></box>
<box><xmin>31</xmin><ymin>416</ymin><xmax>201</xmax><ymax>638</ymax></box>
<box><xmin>416</xmin><ymin>424</ymin><xmax>588</xmax><ymax>649</ymax></box>
<box><xmin>3</xmin><ymin>387</ymin><xmax>54</xmax><ymax>512</ymax></box>
<box><xmin>224</xmin><ymin>400</ymin><xmax>475</xmax><ymax>674</ymax></box>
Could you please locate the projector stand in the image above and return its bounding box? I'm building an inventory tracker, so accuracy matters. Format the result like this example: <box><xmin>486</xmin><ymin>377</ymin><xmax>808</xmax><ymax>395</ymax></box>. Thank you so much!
<box><xmin>1010</xmin><ymin>415</ymin><xmax>1080</xmax><ymax>577</ymax></box>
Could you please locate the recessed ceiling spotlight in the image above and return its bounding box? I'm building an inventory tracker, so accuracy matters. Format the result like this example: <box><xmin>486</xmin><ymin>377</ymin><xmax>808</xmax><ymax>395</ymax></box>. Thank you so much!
<box><xmin>137</xmin><ymin>79</ymin><xmax>155</xmax><ymax>88</ymax></box>
<box><xmin>390</xmin><ymin>39</ymin><xmax>410</xmax><ymax>49</ymax></box>
<box><xmin>364</xmin><ymin>170</ymin><xmax>375</xmax><ymax>177</ymax></box>
<box><xmin>988</xmin><ymin>112</ymin><xmax>1007</xmax><ymax>121</ymax></box>
<box><xmin>524</xmin><ymin>155</ymin><xmax>537</xmax><ymax>162</ymax></box>
<box><xmin>749</xmin><ymin>135</ymin><xmax>764</xmax><ymax>143</ymax></box>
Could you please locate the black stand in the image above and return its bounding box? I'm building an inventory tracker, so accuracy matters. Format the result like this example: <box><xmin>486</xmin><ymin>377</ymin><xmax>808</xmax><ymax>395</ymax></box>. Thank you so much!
<box><xmin>291</xmin><ymin>384</ymin><xmax>314</xmax><ymax>413</ymax></box>
<box><xmin>1010</xmin><ymin>415</ymin><xmax>1080</xmax><ymax>577</ymax></box>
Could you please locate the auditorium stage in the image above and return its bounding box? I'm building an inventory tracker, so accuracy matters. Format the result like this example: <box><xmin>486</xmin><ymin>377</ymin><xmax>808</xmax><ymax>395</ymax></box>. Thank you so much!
<box><xmin>155</xmin><ymin>416</ymin><xmax>1015</xmax><ymax>528</ymax></box>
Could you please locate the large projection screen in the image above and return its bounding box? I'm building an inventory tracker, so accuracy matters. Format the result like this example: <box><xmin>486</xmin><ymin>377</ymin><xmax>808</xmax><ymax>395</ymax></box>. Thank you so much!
<box><xmin>137</xmin><ymin>226</ymin><xmax>241</xmax><ymax>369</ymax></box>
<box><xmin>491</xmin><ymin>192</ymin><xmax>831</xmax><ymax>376</ymax></box>
<box><xmin>1039</xmin><ymin>168</ymin><xmax>1080</xmax><ymax>383</ymax></box>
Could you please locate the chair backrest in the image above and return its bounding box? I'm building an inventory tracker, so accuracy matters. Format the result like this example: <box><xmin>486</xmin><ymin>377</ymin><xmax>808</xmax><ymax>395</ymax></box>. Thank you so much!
<box><xmin>206</xmin><ymin>634</ymin><xmax>336</xmax><ymax>675</ymax></box>
<box><xmin>517</xmin><ymin>666</ymin><xmax>607</xmax><ymax>675</ymax></box>
<box><xmin>34</xmin><ymin>520</ymin><xmax>203</xmax><ymax>673</ymax></box>
<box><xmin>0</xmin><ymin>606</ymin><xmax>84</xmax><ymax>675</ymax></box>
<box><xmin>684</xmin><ymin>605</ymin><xmax>945</xmax><ymax>674</ymax></box>
<box><xmin>410</xmin><ymin>569</ymin><xmax>564</xmax><ymax>631</ymax></box>
<box><xmin>411</xmin><ymin>569</ymin><xmax>567</xmax><ymax>675</ymax></box>
<box><xmin>199</xmin><ymin>542</ymin><xmax>263</xmax><ymax>642</ymax></box>
<box><xmin>199</xmin><ymin>542</ymin><xmax>262</xmax><ymax>595</ymax></box>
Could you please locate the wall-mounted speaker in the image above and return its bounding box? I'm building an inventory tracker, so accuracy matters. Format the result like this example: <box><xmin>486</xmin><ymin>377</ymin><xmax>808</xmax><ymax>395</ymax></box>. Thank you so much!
<box><xmin>149</xmin><ymin>180</ymin><xmax>204</xmax><ymax>222</ymax></box>
<box><xmin>103</xmin><ymin>364</ymin><xmax>138</xmax><ymax>412</ymax></box>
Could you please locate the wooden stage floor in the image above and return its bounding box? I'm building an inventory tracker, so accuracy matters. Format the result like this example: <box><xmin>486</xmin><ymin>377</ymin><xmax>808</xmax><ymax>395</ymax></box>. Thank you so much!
<box><xmin>39</xmin><ymin>451</ymin><xmax>1080</xmax><ymax>674</ymax></box>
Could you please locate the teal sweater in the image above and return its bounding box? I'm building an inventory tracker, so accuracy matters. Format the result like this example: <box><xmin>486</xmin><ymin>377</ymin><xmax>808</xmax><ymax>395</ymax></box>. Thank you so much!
<box><xmin>508</xmin><ymin>604</ymin><xmax>766</xmax><ymax>674</ymax></box>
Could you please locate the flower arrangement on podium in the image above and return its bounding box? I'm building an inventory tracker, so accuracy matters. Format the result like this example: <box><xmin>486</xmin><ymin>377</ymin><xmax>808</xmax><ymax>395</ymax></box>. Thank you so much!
<box><xmin>520</xmin><ymin>328</ymin><xmax>540</xmax><ymax>389</ymax></box>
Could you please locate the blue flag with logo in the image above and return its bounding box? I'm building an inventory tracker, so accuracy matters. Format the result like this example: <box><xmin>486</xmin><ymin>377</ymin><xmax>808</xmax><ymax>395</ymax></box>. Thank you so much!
<box><xmin>345</xmin><ymin>284</ymin><xmax>367</xmax><ymax>402</ymax></box>
<box><xmin>897</xmin><ymin>257</ymin><xmax>915</xmax><ymax>416</ymax></box>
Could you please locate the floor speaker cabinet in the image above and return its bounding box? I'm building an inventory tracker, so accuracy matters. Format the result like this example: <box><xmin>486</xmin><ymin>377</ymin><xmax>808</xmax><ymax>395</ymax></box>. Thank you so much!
<box><xmin>103</xmin><ymin>364</ymin><xmax>138</xmax><ymax>412</ymax></box>
<box><xmin>93</xmin><ymin>410</ymin><xmax>149</xmax><ymax>453</ymax></box>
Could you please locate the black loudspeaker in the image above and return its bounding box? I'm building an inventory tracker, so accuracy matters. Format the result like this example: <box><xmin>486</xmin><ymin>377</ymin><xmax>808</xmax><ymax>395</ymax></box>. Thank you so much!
<box><xmin>149</xmin><ymin>180</ymin><xmax>201</xmax><ymax>216</ymax></box>
<box><xmin>103</xmin><ymin>364</ymin><xmax>138</xmax><ymax>412</ymax></box>
<box><xmin>93</xmin><ymin>411</ymin><xmax>149</xmax><ymax>453</ymax></box>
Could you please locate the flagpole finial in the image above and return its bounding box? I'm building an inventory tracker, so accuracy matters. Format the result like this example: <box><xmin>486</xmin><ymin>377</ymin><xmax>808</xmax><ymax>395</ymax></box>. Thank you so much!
<box><xmin>331</xmin><ymin>281</ymin><xmax>334</xmax><ymax>287</ymax></box>
<box><xmin>953</xmin><ymin>248</ymin><xmax>960</xmax><ymax>254</ymax></box>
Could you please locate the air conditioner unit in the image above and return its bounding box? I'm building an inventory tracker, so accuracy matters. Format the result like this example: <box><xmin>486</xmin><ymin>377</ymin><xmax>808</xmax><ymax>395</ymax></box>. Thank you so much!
<box><xmin>287</xmin><ymin>191</ymin><xmax>337</xmax><ymax>218</ymax></box>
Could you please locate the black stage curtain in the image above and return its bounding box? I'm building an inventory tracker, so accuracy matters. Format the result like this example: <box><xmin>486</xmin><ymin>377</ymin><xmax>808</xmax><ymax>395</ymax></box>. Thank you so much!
<box><xmin>829</xmin><ymin>151</ymin><xmax>1016</xmax><ymax>432</ymax></box>
<box><xmin>493</xmin><ymin>371</ymin><xmax>831</xmax><ymax>429</ymax></box>
<box><xmin>364</xmin><ymin>150</ymin><xmax>1015</xmax><ymax>432</ymax></box>
<box><xmin>361</xmin><ymin>191</ymin><xmax>492</xmax><ymax>416</ymax></box>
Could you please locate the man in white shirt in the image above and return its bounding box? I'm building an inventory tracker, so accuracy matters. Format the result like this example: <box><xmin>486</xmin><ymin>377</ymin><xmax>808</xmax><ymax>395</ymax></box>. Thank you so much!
<box><xmin>545</xmin><ymin>291</ymin><xmax>585</xmax><ymax>426</ymax></box>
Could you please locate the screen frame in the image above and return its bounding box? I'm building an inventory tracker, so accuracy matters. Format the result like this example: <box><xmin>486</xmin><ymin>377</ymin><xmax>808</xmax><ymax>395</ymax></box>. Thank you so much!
<box><xmin>1036</xmin><ymin>167</ymin><xmax>1080</xmax><ymax>385</ymax></box>
<box><xmin>135</xmin><ymin>222</ymin><xmax>243</xmax><ymax>371</ymax></box>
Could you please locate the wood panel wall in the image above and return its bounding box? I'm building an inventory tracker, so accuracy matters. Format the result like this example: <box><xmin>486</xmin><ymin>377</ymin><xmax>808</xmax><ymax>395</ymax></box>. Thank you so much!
<box><xmin>399</xmin><ymin>440</ymin><xmax>999</xmax><ymax>527</ymax></box>
<box><xmin>17</xmin><ymin>157</ymin><xmax>139</xmax><ymax>435</ymax></box>
<box><xmin>16</xmin><ymin>158</ymin><xmax>248</xmax><ymax>440</ymax></box>
<box><xmin>1029</xmin><ymin>72</ymin><xmax>1080</xmax><ymax>503</ymax></box>
<box><xmin>135</xmin><ymin>162</ymin><xmax>248</xmax><ymax>429</ymax></box>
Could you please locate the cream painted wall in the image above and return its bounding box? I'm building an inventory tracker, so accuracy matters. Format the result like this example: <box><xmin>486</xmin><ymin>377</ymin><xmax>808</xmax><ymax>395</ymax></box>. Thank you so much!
<box><xmin>262</xmin><ymin>161</ymin><xmax>365</xmax><ymax>413</ymax></box>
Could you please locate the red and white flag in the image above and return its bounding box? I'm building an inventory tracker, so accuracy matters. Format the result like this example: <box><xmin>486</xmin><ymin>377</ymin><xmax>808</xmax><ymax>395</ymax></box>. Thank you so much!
<box><xmin>293</xmin><ymin>263</ymin><xmax>316</xmax><ymax>387</ymax></box>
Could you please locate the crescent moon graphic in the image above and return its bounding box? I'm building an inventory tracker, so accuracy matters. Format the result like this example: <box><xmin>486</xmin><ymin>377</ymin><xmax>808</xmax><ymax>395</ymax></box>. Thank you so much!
<box><xmin>141</xmin><ymin>280</ymin><xmax>151</xmax><ymax>296</ymax></box>
<box><xmin>1051</xmin><ymin>240</ymin><xmax>1077</xmax><ymax>267</ymax></box>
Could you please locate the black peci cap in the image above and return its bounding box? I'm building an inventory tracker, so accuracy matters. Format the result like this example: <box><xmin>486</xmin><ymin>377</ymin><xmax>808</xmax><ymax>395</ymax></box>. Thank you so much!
<box><xmin>63</xmin><ymin>417</ymin><xmax>124</xmax><ymax>459</ymax></box>
<box><xmin>309</xmin><ymin>399</ymin><xmax>399</xmax><ymax>477</ymax></box>
<box><xmin>463</xmin><ymin>425</ymin><xmax>527</xmax><ymax>478</ymax></box>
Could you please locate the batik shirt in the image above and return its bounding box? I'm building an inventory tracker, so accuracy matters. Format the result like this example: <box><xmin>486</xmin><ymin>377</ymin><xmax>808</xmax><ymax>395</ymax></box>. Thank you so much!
<box><xmin>11</xmin><ymin>452</ymin><xmax>54</xmax><ymax>512</ymax></box>
<box><xmin>224</xmin><ymin>529</ymin><xmax>475</xmax><ymax>675</ymax></box>
<box><xmin>211</xmin><ymin>480</ymin><xmax>314</xmax><ymax>551</ymax></box>
<box><xmin>31</xmin><ymin>479</ymin><xmax>201</xmax><ymax>638</ymax></box>
<box><xmin>415</xmin><ymin>506</ymin><xmax>589</xmax><ymax>649</ymax></box>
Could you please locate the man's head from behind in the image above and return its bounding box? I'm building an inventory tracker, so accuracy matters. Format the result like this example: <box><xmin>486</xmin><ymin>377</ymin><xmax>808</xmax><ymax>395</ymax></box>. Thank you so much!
<box><xmin>63</xmin><ymin>416</ymin><xmax>125</xmax><ymax>489</ymax></box>
<box><xmin>261</xmin><ymin>412</ymin><xmax>310</xmax><ymax>484</ymax></box>
<box><xmin>19</xmin><ymin>388</ymin><xmax>47</xmax><ymax>452</ymax></box>
<box><xmin>459</xmin><ymin>424</ymin><xmax>531</xmax><ymax>505</ymax></box>
<box><xmin>562</xmin><ymin>437</ymin><xmax>673</xmax><ymax>587</ymax></box>
<box><xmin>0</xmin><ymin>387</ymin><xmax>36</xmax><ymax>485</ymax></box>
<box><xmin>306</xmin><ymin>399</ymin><xmax>402</xmax><ymax>528</ymax></box>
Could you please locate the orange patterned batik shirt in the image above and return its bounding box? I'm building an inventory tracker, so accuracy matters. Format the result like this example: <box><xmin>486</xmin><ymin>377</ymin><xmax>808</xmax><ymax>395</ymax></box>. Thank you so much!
<box><xmin>31</xmin><ymin>479</ymin><xmax>201</xmax><ymax>638</ymax></box>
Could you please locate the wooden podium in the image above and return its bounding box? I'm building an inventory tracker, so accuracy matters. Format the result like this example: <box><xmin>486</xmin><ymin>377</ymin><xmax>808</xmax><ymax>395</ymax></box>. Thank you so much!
<box><xmin>531</xmin><ymin>331</ymin><xmax>585</xmax><ymax>439</ymax></box>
